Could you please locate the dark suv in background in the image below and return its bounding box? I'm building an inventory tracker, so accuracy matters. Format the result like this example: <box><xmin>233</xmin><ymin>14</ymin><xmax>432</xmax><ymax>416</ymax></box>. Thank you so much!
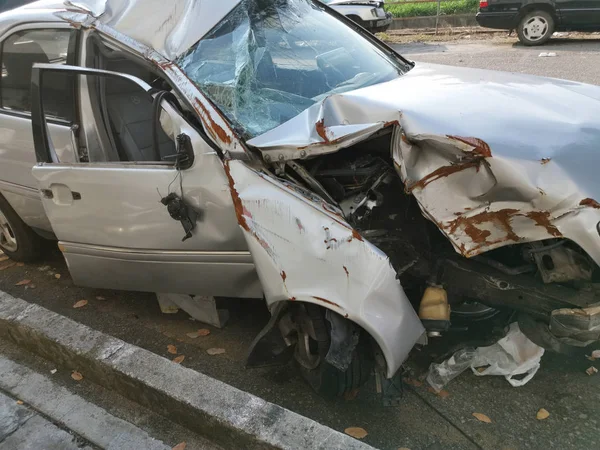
<box><xmin>477</xmin><ymin>0</ymin><xmax>600</xmax><ymax>45</ymax></box>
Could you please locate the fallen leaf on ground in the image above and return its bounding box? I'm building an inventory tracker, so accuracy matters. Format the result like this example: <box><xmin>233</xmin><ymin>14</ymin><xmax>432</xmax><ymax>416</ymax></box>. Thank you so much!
<box><xmin>16</xmin><ymin>400</ymin><xmax>23</xmax><ymax>405</ymax></box>
<box><xmin>402</xmin><ymin>377</ymin><xmax>423</xmax><ymax>387</ymax></box>
<box><xmin>186</xmin><ymin>329</ymin><xmax>211</xmax><ymax>339</ymax></box>
<box><xmin>592</xmin><ymin>350</ymin><xmax>600</xmax><ymax>359</ymax></box>
<box><xmin>54</xmin><ymin>273</ymin><xmax>61</xmax><ymax>279</ymax></box>
<box><xmin>73</xmin><ymin>300</ymin><xmax>88</xmax><ymax>309</ymax></box>
<box><xmin>585</xmin><ymin>366</ymin><xmax>598</xmax><ymax>376</ymax></box>
<box><xmin>536</xmin><ymin>408</ymin><xmax>550</xmax><ymax>420</ymax></box>
<box><xmin>173</xmin><ymin>355</ymin><xmax>185</xmax><ymax>364</ymax></box>
<box><xmin>472</xmin><ymin>413</ymin><xmax>492</xmax><ymax>423</ymax></box>
<box><xmin>167</xmin><ymin>344</ymin><xmax>178</xmax><ymax>354</ymax></box>
<box><xmin>427</xmin><ymin>386</ymin><xmax>450</xmax><ymax>398</ymax></box>
<box><xmin>0</xmin><ymin>255</ymin><xmax>8</xmax><ymax>262</ymax></box>
<box><xmin>96</xmin><ymin>296</ymin><xmax>105</xmax><ymax>300</ymax></box>
<box><xmin>50</xmin><ymin>369</ymin><xmax>57</xmax><ymax>374</ymax></box>
<box><xmin>0</xmin><ymin>261</ymin><xmax>16</xmax><ymax>270</ymax></box>
<box><xmin>16</xmin><ymin>262</ymin><xmax>24</xmax><ymax>267</ymax></box>
<box><xmin>71</xmin><ymin>371</ymin><xmax>83</xmax><ymax>381</ymax></box>
<box><xmin>437</xmin><ymin>389</ymin><xmax>450</xmax><ymax>399</ymax></box>
<box><xmin>15</xmin><ymin>279</ymin><xmax>31</xmax><ymax>286</ymax></box>
<box><xmin>172</xmin><ymin>442</ymin><xmax>186</xmax><ymax>450</ymax></box>
<box><xmin>344</xmin><ymin>388</ymin><xmax>360</xmax><ymax>401</ymax></box>
<box><xmin>206</xmin><ymin>348</ymin><xmax>225</xmax><ymax>356</ymax></box>
<box><xmin>345</xmin><ymin>427</ymin><xmax>368</xmax><ymax>439</ymax></box>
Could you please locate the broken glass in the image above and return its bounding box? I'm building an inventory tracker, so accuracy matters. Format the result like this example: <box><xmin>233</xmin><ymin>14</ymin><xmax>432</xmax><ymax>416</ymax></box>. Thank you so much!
<box><xmin>177</xmin><ymin>0</ymin><xmax>408</xmax><ymax>138</ymax></box>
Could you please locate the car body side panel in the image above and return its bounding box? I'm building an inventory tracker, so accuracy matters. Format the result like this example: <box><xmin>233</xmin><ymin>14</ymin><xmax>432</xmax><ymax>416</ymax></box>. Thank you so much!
<box><xmin>225</xmin><ymin>159</ymin><xmax>425</xmax><ymax>378</ymax></box>
<box><xmin>0</xmin><ymin>113</ymin><xmax>77</xmax><ymax>232</ymax></box>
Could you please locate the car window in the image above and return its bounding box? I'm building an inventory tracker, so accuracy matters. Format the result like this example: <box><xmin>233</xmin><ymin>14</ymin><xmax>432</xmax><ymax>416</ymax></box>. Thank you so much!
<box><xmin>178</xmin><ymin>0</ymin><xmax>409</xmax><ymax>139</ymax></box>
<box><xmin>0</xmin><ymin>28</ymin><xmax>77</xmax><ymax>121</ymax></box>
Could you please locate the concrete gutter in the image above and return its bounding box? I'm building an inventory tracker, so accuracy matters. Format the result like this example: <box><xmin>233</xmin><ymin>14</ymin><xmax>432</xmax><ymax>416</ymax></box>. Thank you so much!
<box><xmin>389</xmin><ymin>14</ymin><xmax>479</xmax><ymax>30</ymax></box>
<box><xmin>0</xmin><ymin>291</ymin><xmax>375</xmax><ymax>450</ymax></box>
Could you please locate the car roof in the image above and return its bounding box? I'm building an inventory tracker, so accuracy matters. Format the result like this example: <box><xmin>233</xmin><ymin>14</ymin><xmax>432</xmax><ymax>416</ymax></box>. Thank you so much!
<box><xmin>0</xmin><ymin>0</ymin><xmax>243</xmax><ymax>60</ymax></box>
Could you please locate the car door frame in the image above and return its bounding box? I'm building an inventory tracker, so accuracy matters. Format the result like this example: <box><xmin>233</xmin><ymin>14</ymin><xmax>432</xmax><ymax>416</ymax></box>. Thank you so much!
<box><xmin>0</xmin><ymin>21</ymin><xmax>81</xmax><ymax>234</ymax></box>
<box><xmin>30</xmin><ymin>63</ymin><xmax>262</xmax><ymax>298</ymax></box>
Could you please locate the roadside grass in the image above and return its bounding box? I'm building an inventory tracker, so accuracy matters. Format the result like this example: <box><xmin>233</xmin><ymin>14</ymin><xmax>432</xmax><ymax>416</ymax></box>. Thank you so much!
<box><xmin>386</xmin><ymin>0</ymin><xmax>479</xmax><ymax>18</ymax></box>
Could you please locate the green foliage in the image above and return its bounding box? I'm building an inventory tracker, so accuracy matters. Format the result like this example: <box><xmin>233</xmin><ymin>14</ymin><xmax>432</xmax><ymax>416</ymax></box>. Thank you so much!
<box><xmin>385</xmin><ymin>0</ymin><xmax>479</xmax><ymax>18</ymax></box>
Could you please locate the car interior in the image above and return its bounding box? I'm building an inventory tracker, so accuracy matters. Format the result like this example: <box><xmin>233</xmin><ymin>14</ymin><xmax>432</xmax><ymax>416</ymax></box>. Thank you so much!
<box><xmin>81</xmin><ymin>35</ymin><xmax>180</xmax><ymax>163</ymax></box>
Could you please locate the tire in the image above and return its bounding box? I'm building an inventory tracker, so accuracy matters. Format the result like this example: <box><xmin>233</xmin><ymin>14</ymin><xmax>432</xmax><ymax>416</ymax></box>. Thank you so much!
<box><xmin>517</xmin><ymin>10</ymin><xmax>555</xmax><ymax>46</ymax></box>
<box><xmin>293</xmin><ymin>304</ymin><xmax>374</xmax><ymax>398</ymax></box>
<box><xmin>0</xmin><ymin>194</ymin><xmax>44</xmax><ymax>262</ymax></box>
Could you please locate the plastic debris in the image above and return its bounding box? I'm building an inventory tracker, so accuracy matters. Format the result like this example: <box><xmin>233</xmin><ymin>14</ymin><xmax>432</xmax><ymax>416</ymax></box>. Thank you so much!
<box><xmin>426</xmin><ymin>347</ymin><xmax>475</xmax><ymax>392</ymax></box>
<box><xmin>471</xmin><ymin>323</ymin><xmax>544</xmax><ymax>387</ymax></box>
<box><xmin>538</xmin><ymin>52</ymin><xmax>557</xmax><ymax>57</ymax></box>
<box><xmin>426</xmin><ymin>323</ymin><xmax>544</xmax><ymax>391</ymax></box>
<box><xmin>585</xmin><ymin>366</ymin><xmax>598</xmax><ymax>376</ymax></box>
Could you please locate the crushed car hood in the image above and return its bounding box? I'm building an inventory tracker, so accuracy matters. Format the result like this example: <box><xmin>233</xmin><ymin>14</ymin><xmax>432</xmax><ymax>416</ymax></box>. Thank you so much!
<box><xmin>249</xmin><ymin>62</ymin><xmax>600</xmax><ymax>193</ymax></box>
<box><xmin>249</xmin><ymin>63</ymin><xmax>600</xmax><ymax>260</ymax></box>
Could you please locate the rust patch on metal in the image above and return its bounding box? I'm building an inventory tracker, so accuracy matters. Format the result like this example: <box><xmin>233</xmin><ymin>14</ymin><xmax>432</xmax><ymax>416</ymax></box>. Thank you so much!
<box><xmin>448</xmin><ymin>136</ymin><xmax>492</xmax><ymax>158</ymax></box>
<box><xmin>447</xmin><ymin>209</ymin><xmax>520</xmax><ymax>245</ymax></box>
<box><xmin>280</xmin><ymin>271</ymin><xmax>287</xmax><ymax>282</ymax></box>
<box><xmin>315</xmin><ymin>119</ymin><xmax>331</xmax><ymax>143</ymax></box>
<box><xmin>193</xmin><ymin>99</ymin><xmax>231</xmax><ymax>145</ymax></box>
<box><xmin>351</xmin><ymin>229</ymin><xmax>364</xmax><ymax>242</ymax></box>
<box><xmin>407</xmin><ymin>160</ymin><xmax>482</xmax><ymax>192</ymax></box>
<box><xmin>343</xmin><ymin>266</ymin><xmax>349</xmax><ymax>277</ymax></box>
<box><xmin>541</xmin><ymin>158</ymin><xmax>551</xmax><ymax>165</ymax></box>
<box><xmin>580</xmin><ymin>198</ymin><xmax>600</xmax><ymax>209</ymax></box>
<box><xmin>525</xmin><ymin>211</ymin><xmax>562</xmax><ymax>237</ymax></box>
<box><xmin>223</xmin><ymin>161</ymin><xmax>249</xmax><ymax>232</ymax></box>
<box><xmin>312</xmin><ymin>296</ymin><xmax>341</xmax><ymax>308</ymax></box>
<box><xmin>447</xmin><ymin>208</ymin><xmax>563</xmax><ymax>256</ymax></box>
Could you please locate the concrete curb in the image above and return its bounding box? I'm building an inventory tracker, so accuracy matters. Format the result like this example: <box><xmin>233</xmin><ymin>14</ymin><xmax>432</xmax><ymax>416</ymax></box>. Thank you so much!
<box><xmin>390</xmin><ymin>14</ymin><xmax>479</xmax><ymax>30</ymax></box>
<box><xmin>0</xmin><ymin>292</ymin><xmax>375</xmax><ymax>450</ymax></box>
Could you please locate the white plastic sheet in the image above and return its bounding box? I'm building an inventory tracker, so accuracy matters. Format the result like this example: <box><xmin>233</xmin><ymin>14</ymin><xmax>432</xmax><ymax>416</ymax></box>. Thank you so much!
<box><xmin>470</xmin><ymin>322</ymin><xmax>545</xmax><ymax>387</ymax></box>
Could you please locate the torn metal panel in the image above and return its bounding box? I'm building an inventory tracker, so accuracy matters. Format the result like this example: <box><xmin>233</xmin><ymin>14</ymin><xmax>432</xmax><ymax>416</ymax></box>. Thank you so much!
<box><xmin>56</xmin><ymin>0</ymin><xmax>241</xmax><ymax>59</ymax></box>
<box><xmin>225</xmin><ymin>159</ymin><xmax>425</xmax><ymax>378</ymax></box>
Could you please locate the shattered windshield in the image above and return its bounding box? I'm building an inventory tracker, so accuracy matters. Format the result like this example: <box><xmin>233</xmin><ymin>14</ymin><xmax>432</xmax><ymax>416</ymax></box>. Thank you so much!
<box><xmin>177</xmin><ymin>0</ymin><xmax>408</xmax><ymax>138</ymax></box>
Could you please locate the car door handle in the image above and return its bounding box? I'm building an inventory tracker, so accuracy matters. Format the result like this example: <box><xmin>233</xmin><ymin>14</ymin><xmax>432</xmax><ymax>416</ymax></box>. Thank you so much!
<box><xmin>41</xmin><ymin>186</ymin><xmax>82</xmax><ymax>203</ymax></box>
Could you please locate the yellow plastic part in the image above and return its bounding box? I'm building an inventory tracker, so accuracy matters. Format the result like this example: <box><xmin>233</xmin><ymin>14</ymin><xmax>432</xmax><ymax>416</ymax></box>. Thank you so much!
<box><xmin>418</xmin><ymin>286</ymin><xmax>450</xmax><ymax>321</ymax></box>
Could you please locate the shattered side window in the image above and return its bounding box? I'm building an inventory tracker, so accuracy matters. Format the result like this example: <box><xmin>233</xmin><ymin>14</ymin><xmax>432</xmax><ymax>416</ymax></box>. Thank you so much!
<box><xmin>177</xmin><ymin>0</ymin><xmax>407</xmax><ymax>138</ymax></box>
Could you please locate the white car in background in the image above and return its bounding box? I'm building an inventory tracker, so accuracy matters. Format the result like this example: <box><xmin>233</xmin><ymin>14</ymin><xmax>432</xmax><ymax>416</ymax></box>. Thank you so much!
<box><xmin>322</xmin><ymin>0</ymin><xmax>393</xmax><ymax>33</ymax></box>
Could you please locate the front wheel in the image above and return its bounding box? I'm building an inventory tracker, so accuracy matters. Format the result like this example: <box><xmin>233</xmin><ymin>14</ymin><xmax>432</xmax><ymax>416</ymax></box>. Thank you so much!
<box><xmin>290</xmin><ymin>304</ymin><xmax>374</xmax><ymax>397</ymax></box>
<box><xmin>517</xmin><ymin>10</ymin><xmax>555</xmax><ymax>46</ymax></box>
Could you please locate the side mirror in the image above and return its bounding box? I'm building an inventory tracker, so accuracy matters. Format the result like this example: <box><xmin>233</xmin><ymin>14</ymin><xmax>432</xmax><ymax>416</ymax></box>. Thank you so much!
<box><xmin>152</xmin><ymin>91</ymin><xmax>195</xmax><ymax>170</ymax></box>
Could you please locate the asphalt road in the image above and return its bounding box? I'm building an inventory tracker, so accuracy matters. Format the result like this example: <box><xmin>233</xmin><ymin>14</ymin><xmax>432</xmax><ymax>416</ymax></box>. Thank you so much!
<box><xmin>1</xmin><ymin>36</ymin><xmax>600</xmax><ymax>450</ymax></box>
<box><xmin>390</xmin><ymin>37</ymin><xmax>600</xmax><ymax>86</ymax></box>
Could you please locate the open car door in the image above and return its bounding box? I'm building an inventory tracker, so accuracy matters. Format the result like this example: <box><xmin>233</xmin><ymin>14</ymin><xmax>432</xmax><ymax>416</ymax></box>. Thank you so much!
<box><xmin>30</xmin><ymin>64</ymin><xmax>261</xmax><ymax>298</ymax></box>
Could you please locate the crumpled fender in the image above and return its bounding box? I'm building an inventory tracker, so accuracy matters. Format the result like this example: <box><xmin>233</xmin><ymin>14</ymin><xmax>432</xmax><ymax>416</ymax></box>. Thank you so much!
<box><xmin>224</xmin><ymin>160</ymin><xmax>425</xmax><ymax>378</ymax></box>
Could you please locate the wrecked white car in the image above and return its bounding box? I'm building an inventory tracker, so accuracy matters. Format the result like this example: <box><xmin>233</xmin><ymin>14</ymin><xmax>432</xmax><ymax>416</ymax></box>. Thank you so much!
<box><xmin>0</xmin><ymin>0</ymin><xmax>599</xmax><ymax>397</ymax></box>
